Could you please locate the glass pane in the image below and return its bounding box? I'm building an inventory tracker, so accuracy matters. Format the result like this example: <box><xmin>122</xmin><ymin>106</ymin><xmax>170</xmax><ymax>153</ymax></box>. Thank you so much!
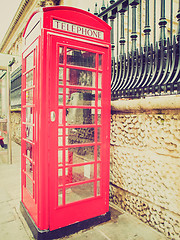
<box><xmin>26</xmin><ymin>107</ymin><xmax>33</xmax><ymax>123</ymax></box>
<box><xmin>98</xmin><ymin>127</ymin><xmax>101</xmax><ymax>142</ymax></box>
<box><xmin>59</xmin><ymin>67</ymin><xmax>63</xmax><ymax>85</ymax></box>
<box><xmin>26</xmin><ymin>125</ymin><xmax>33</xmax><ymax>141</ymax></box>
<box><xmin>58</xmin><ymin>88</ymin><xmax>63</xmax><ymax>105</ymax></box>
<box><xmin>66</xmin><ymin>108</ymin><xmax>95</xmax><ymax>125</ymax></box>
<box><xmin>26</xmin><ymin>158</ymin><xmax>33</xmax><ymax>176</ymax></box>
<box><xmin>58</xmin><ymin>109</ymin><xmax>63</xmax><ymax>125</ymax></box>
<box><xmin>97</xmin><ymin>145</ymin><xmax>100</xmax><ymax>161</ymax></box>
<box><xmin>66</xmin><ymin>127</ymin><xmax>94</xmax><ymax>145</ymax></box>
<box><xmin>67</xmin><ymin>48</ymin><xmax>96</xmax><ymax>68</ymax></box>
<box><xmin>98</xmin><ymin>109</ymin><xmax>101</xmax><ymax>124</ymax></box>
<box><xmin>98</xmin><ymin>91</ymin><xmax>101</xmax><ymax>106</ymax></box>
<box><xmin>26</xmin><ymin>142</ymin><xmax>32</xmax><ymax>159</ymax></box>
<box><xmin>58</xmin><ymin>128</ymin><xmax>63</xmax><ymax>135</ymax></box>
<box><xmin>26</xmin><ymin>70</ymin><xmax>33</xmax><ymax>88</ymax></box>
<box><xmin>59</xmin><ymin>95</ymin><xmax>63</xmax><ymax>105</ymax></box>
<box><xmin>66</xmin><ymin>89</ymin><xmax>95</xmax><ymax>106</ymax></box>
<box><xmin>26</xmin><ymin>175</ymin><xmax>33</xmax><ymax>196</ymax></box>
<box><xmin>65</xmin><ymin>164</ymin><xmax>94</xmax><ymax>184</ymax></box>
<box><xmin>26</xmin><ymin>52</ymin><xmax>34</xmax><ymax>71</ymax></box>
<box><xmin>58</xmin><ymin>168</ymin><xmax>63</xmax><ymax>185</ymax></box>
<box><xmin>97</xmin><ymin>181</ymin><xmax>100</xmax><ymax>196</ymax></box>
<box><xmin>58</xmin><ymin>189</ymin><xmax>63</xmax><ymax>206</ymax></box>
<box><xmin>26</xmin><ymin>89</ymin><xmax>33</xmax><ymax>105</ymax></box>
<box><xmin>99</xmin><ymin>54</ymin><xmax>102</xmax><ymax>69</ymax></box>
<box><xmin>58</xmin><ymin>137</ymin><xmax>63</xmax><ymax>146</ymax></box>
<box><xmin>97</xmin><ymin>163</ymin><xmax>100</xmax><ymax>178</ymax></box>
<box><xmin>66</xmin><ymin>69</ymin><xmax>95</xmax><ymax>87</ymax></box>
<box><xmin>66</xmin><ymin>182</ymin><xmax>94</xmax><ymax>204</ymax></box>
<box><xmin>59</xmin><ymin>47</ymin><xmax>64</xmax><ymax>64</ymax></box>
<box><xmin>65</xmin><ymin>146</ymin><xmax>94</xmax><ymax>164</ymax></box>
<box><xmin>98</xmin><ymin>73</ymin><xmax>102</xmax><ymax>89</ymax></box>
<box><xmin>58</xmin><ymin>150</ymin><xmax>63</xmax><ymax>165</ymax></box>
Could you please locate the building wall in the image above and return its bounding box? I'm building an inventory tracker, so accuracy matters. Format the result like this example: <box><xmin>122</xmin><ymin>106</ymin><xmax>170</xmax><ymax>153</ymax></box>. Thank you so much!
<box><xmin>10</xmin><ymin>111</ymin><xmax>21</xmax><ymax>145</ymax></box>
<box><xmin>110</xmin><ymin>96</ymin><xmax>180</xmax><ymax>240</ymax></box>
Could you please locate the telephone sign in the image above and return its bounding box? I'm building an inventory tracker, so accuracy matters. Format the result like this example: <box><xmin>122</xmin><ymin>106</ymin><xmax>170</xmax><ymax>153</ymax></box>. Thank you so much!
<box><xmin>21</xmin><ymin>6</ymin><xmax>111</xmax><ymax>239</ymax></box>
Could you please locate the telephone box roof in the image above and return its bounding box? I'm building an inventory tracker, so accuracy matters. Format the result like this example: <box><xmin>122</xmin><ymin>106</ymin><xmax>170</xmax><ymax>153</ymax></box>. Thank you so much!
<box><xmin>23</xmin><ymin>6</ymin><xmax>111</xmax><ymax>43</ymax></box>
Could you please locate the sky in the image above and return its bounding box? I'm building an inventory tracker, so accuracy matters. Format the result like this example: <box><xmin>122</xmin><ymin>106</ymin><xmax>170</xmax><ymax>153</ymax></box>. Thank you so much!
<box><xmin>0</xmin><ymin>0</ymin><xmax>106</xmax><ymax>45</ymax></box>
<box><xmin>0</xmin><ymin>0</ymin><xmax>22</xmax><ymax>44</ymax></box>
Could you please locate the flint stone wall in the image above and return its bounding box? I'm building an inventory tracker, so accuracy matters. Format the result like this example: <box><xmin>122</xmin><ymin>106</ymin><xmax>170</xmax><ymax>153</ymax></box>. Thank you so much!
<box><xmin>110</xmin><ymin>96</ymin><xmax>180</xmax><ymax>240</ymax></box>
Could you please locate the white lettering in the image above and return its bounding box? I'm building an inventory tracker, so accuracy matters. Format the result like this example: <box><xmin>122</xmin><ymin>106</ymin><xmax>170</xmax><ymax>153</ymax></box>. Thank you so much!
<box><xmin>53</xmin><ymin>19</ymin><xmax>104</xmax><ymax>40</ymax></box>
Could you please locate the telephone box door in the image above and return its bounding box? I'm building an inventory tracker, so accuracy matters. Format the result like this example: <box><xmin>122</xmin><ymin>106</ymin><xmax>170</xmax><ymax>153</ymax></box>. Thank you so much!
<box><xmin>48</xmin><ymin>35</ymin><xmax>110</xmax><ymax>231</ymax></box>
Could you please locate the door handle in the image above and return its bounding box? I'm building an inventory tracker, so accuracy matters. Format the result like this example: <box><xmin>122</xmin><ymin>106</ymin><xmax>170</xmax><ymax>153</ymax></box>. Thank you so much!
<box><xmin>50</xmin><ymin>111</ymin><xmax>56</xmax><ymax>122</ymax></box>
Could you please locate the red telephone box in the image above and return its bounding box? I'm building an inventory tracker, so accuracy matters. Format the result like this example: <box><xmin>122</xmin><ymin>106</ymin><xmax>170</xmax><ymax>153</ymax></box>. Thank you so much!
<box><xmin>21</xmin><ymin>6</ymin><xmax>111</xmax><ymax>239</ymax></box>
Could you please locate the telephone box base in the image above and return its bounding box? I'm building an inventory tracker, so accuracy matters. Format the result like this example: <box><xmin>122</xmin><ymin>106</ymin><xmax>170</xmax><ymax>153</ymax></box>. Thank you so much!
<box><xmin>20</xmin><ymin>202</ymin><xmax>111</xmax><ymax>240</ymax></box>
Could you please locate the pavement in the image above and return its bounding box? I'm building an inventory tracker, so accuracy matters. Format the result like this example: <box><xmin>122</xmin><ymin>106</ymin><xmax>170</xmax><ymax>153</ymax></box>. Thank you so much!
<box><xmin>0</xmin><ymin>141</ymin><xmax>168</xmax><ymax>240</ymax></box>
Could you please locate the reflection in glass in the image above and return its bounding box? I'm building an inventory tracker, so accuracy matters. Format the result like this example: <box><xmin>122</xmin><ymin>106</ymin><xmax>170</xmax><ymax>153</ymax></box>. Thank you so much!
<box><xmin>59</xmin><ymin>67</ymin><xmax>63</xmax><ymax>85</ymax></box>
<box><xmin>65</xmin><ymin>182</ymin><xmax>94</xmax><ymax>204</ymax></box>
<box><xmin>66</xmin><ymin>127</ymin><xmax>94</xmax><ymax>145</ymax></box>
<box><xmin>66</xmin><ymin>89</ymin><xmax>95</xmax><ymax>106</ymax></box>
<box><xmin>26</xmin><ymin>125</ymin><xmax>33</xmax><ymax>141</ymax></box>
<box><xmin>66</xmin><ymin>108</ymin><xmax>94</xmax><ymax>125</ymax></box>
<box><xmin>26</xmin><ymin>52</ymin><xmax>34</xmax><ymax>71</ymax></box>
<box><xmin>67</xmin><ymin>48</ymin><xmax>96</xmax><ymax>68</ymax></box>
<box><xmin>65</xmin><ymin>146</ymin><xmax>94</xmax><ymax>164</ymax></box>
<box><xmin>26</xmin><ymin>89</ymin><xmax>33</xmax><ymax>105</ymax></box>
<box><xmin>26</xmin><ymin>71</ymin><xmax>33</xmax><ymax>88</ymax></box>
<box><xmin>59</xmin><ymin>47</ymin><xmax>64</xmax><ymax>64</ymax></box>
<box><xmin>66</xmin><ymin>69</ymin><xmax>95</xmax><ymax>87</ymax></box>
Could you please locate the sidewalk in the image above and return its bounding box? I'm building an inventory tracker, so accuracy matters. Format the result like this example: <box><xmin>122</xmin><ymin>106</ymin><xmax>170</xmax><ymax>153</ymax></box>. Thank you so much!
<box><xmin>0</xmin><ymin>142</ymin><xmax>168</xmax><ymax>240</ymax></box>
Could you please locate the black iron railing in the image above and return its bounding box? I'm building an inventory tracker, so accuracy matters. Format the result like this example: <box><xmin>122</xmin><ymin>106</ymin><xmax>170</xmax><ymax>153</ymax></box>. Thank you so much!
<box><xmin>93</xmin><ymin>0</ymin><xmax>180</xmax><ymax>99</ymax></box>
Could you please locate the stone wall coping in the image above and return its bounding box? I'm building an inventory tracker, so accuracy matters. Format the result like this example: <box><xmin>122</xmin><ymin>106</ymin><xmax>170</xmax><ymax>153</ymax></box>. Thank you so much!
<box><xmin>111</xmin><ymin>95</ymin><xmax>180</xmax><ymax>112</ymax></box>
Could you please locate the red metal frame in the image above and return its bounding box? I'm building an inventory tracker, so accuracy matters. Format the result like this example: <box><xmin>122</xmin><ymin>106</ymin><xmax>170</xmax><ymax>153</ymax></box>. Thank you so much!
<box><xmin>21</xmin><ymin>6</ymin><xmax>111</xmax><ymax>232</ymax></box>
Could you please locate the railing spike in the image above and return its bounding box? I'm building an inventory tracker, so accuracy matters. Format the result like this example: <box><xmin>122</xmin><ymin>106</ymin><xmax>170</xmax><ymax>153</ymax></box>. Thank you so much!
<box><xmin>159</xmin><ymin>0</ymin><xmax>167</xmax><ymax>46</ymax></box>
<box><xmin>176</xmin><ymin>1</ymin><xmax>180</xmax><ymax>42</ymax></box>
<box><xmin>144</xmin><ymin>0</ymin><xmax>151</xmax><ymax>49</ymax></box>
<box><xmin>110</xmin><ymin>0</ymin><xmax>115</xmax><ymax>4</ymax></box>
<box><xmin>130</xmin><ymin>1</ymin><xmax>139</xmax><ymax>52</ymax></box>
<box><xmin>101</xmin><ymin>0</ymin><xmax>106</xmax><ymax>11</ymax></box>
<box><xmin>94</xmin><ymin>3</ymin><xmax>98</xmax><ymax>16</ymax></box>
<box><xmin>119</xmin><ymin>7</ymin><xmax>126</xmax><ymax>56</ymax></box>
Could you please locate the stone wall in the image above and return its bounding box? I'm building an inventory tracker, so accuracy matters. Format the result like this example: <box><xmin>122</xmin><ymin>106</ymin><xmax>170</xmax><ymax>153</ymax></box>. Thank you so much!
<box><xmin>11</xmin><ymin>111</ymin><xmax>21</xmax><ymax>145</ymax></box>
<box><xmin>110</xmin><ymin>96</ymin><xmax>180</xmax><ymax>240</ymax></box>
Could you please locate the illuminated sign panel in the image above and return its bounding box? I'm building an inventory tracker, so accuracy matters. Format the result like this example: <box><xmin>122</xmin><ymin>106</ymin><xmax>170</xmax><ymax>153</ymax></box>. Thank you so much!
<box><xmin>53</xmin><ymin>19</ymin><xmax>104</xmax><ymax>40</ymax></box>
